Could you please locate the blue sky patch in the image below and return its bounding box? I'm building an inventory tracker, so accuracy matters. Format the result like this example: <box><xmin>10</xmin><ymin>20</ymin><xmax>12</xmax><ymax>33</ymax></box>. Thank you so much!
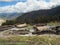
<box><xmin>45</xmin><ymin>0</ymin><xmax>50</xmax><ymax>2</ymax></box>
<box><xmin>0</xmin><ymin>0</ymin><xmax>27</xmax><ymax>7</ymax></box>
<box><xmin>0</xmin><ymin>2</ymin><xmax>17</xmax><ymax>7</ymax></box>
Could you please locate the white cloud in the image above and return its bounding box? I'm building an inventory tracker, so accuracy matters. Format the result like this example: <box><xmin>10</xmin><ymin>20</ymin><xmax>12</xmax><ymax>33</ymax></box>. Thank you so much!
<box><xmin>0</xmin><ymin>0</ymin><xmax>60</xmax><ymax>13</ymax></box>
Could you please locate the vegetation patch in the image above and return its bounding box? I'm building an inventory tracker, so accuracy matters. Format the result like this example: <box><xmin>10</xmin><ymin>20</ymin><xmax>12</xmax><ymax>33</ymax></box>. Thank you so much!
<box><xmin>0</xmin><ymin>35</ymin><xmax>60</xmax><ymax>45</ymax></box>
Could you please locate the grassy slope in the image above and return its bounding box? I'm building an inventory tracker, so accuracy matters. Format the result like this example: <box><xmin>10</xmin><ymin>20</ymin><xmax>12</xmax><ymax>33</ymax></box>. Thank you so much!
<box><xmin>47</xmin><ymin>22</ymin><xmax>60</xmax><ymax>26</ymax></box>
<box><xmin>0</xmin><ymin>35</ymin><xmax>60</xmax><ymax>45</ymax></box>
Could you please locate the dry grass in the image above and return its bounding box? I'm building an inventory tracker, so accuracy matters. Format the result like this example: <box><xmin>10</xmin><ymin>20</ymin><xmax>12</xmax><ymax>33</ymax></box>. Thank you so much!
<box><xmin>47</xmin><ymin>22</ymin><xmax>60</xmax><ymax>26</ymax></box>
<box><xmin>0</xmin><ymin>35</ymin><xmax>60</xmax><ymax>45</ymax></box>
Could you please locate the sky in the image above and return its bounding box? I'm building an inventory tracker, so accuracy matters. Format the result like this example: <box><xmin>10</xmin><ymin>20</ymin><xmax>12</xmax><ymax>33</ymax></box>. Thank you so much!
<box><xmin>0</xmin><ymin>0</ymin><xmax>60</xmax><ymax>13</ymax></box>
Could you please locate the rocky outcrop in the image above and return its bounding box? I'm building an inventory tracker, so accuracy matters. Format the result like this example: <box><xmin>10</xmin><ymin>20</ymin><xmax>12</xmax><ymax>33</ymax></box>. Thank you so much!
<box><xmin>33</xmin><ymin>25</ymin><xmax>60</xmax><ymax>35</ymax></box>
<box><xmin>0</xmin><ymin>28</ymin><xmax>30</xmax><ymax>36</ymax></box>
<box><xmin>0</xmin><ymin>25</ymin><xmax>15</xmax><ymax>31</ymax></box>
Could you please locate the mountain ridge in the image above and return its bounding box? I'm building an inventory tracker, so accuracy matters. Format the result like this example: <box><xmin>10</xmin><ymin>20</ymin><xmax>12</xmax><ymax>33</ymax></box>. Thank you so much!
<box><xmin>0</xmin><ymin>6</ymin><xmax>60</xmax><ymax>21</ymax></box>
<box><xmin>0</xmin><ymin>13</ymin><xmax>22</xmax><ymax>20</ymax></box>
<box><xmin>16</xmin><ymin>6</ymin><xmax>60</xmax><ymax>24</ymax></box>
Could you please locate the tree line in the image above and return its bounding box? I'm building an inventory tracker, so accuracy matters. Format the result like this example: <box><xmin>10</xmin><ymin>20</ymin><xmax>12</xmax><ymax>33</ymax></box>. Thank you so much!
<box><xmin>2</xmin><ymin>14</ymin><xmax>60</xmax><ymax>26</ymax></box>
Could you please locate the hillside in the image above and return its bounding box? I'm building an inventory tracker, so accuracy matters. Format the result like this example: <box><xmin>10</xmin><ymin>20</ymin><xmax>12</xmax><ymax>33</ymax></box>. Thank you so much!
<box><xmin>16</xmin><ymin>6</ymin><xmax>60</xmax><ymax>24</ymax></box>
<box><xmin>2</xmin><ymin>6</ymin><xmax>60</xmax><ymax>25</ymax></box>
<box><xmin>0</xmin><ymin>13</ymin><xmax>22</xmax><ymax>20</ymax></box>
